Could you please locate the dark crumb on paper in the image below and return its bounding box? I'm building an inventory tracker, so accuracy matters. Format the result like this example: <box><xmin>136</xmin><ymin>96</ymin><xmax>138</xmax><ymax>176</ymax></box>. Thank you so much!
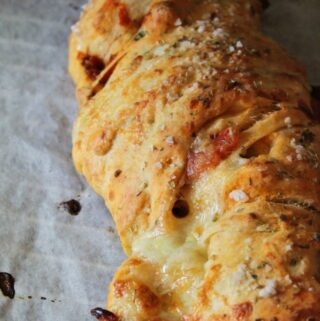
<box><xmin>260</xmin><ymin>0</ymin><xmax>270</xmax><ymax>10</ymax></box>
<box><xmin>28</xmin><ymin>295</ymin><xmax>32</xmax><ymax>299</ymax></box>
<box><xmin>107</xmin><ymin>226</ymin><xmax>115</xmax><ymax>234</ymax></box>
<box><xmin>0</xmin><ymin>272</ymin><xmax>15</xmax><ymax>299</ymax></box>
<box><xmin>68</xmin><ymin>3</ymin><xmax>80</xmax><ymax>10</ymax></box>
<box><xmin>91</xmin><ymin>307</ymin><xmax>119</xmax><ymax>321</ymax></box>
<box><xmin>59</xmin><ymin>199</ymin><xmax>82</xmax><ymax>216</ymax></box>
<box><xmin>41</xmin><ymin>296</ymin><xmax>47</xmax><ymax>300</ymax></box>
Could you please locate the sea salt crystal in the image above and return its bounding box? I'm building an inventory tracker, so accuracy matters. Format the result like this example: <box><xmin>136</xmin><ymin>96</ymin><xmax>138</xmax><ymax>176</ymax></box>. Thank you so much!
<box><xmin>232</xmin><ymin>264</ymin><xmax>247</xmax><ymax>285</ymax></box>
<box><xmin>229</xmin><ymin>189</ymin><xmax>249</xmax><ymax>202</ymax></box>
<box><xmin>236</xmin><ymin>40</ymin><xmax>243</xmax><ymax>48</ymax></box>
<box><xmin>174</xmin><ymin>18</ymin><xmax>182</xmax><ymax>26</ymax></box>
<box><xmin>213</xmin><ymin>17</ymin><xmax>220</xmax><ymax>24</ymax></box>
<box><xmin>198</xmin><ymin>25</ymin><xmax>206</xmax><ymax>33</ymax></box>
<box><xmin>284</xmin><ymin>243</ymin><xmax>293</xmax><ymax>252</ymax></box>
<box><xmin>155</xmin><ymin>162</ymin><xmax>163</xmax><ymax>169</ymax></box>
<box><xmin>71</xmin><ymin>23</ymin><xmax>79</xmax><ymax>33</ymax></box>
<box><xmin>180</xmin><ymin>40</ymin><xmax>195</xmax><ymax>49</ymax></box>
<box><xmin>154</xmin><ymin>44</ymin><xmax>169</xmax><ymax>56</ymax></box>
<box><xmin>259</xmin><ymin>279</ymin><xmax>277</xmax><ymax>298</ymax></box>
<box><xmin>213</xmin><ymin>28</ymin><xmax>224</xmax><ymax>37</ymax></box>
<box><xmin>165</xmin><ymin>136</ymin><xmax>175</xmax><ymax>145</ymax></box>
<box><xmin>284</xmin><ymin>117</ymin><xmax>292</xmax><ymax>127</ymax></box>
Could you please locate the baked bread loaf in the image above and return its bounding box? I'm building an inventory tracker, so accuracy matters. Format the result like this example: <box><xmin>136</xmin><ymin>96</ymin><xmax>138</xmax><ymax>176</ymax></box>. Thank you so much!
<box><xmin>69</xmin><ymin>0</ymin><xmax>320</xmax><ymax>320</ymax></box>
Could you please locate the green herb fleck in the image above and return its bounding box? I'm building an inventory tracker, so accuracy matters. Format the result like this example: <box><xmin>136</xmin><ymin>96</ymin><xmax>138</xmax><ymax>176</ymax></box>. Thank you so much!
<box><xmin>134</xmin><ymin>30</ymin><xmax>146</xmax><ymax>41</ymax></box>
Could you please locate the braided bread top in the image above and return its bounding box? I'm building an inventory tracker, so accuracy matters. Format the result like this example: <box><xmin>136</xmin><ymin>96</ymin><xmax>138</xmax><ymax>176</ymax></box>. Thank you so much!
<box><xmin>69</xmin><ymin>1</ymin><xmax>320</xmax><ymax>320</ymax></box>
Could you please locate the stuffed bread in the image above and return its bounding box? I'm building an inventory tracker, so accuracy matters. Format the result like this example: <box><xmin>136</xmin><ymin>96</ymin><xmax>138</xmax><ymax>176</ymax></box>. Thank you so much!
<box><xmin>69</xmin><ymin>0</ymin><xmax>320</xmax><ymax>320</ymax></box>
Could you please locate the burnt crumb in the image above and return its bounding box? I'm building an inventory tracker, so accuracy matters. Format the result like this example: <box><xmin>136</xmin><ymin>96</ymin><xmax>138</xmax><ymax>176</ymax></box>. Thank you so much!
<box><xmin>249</xmin><ymin>212</ymin><xmax>258</xmax><ymax>220</ymax></box>
<box><xmin>28</xmin><ymin>296</ymin><xmax>32</xmax><ymax>299</ymax></box>
<box><xmin>90</xmin><ymin>307</ymin><xmax>119</xmax><ymax>321</ymax></box>
<box><xmin>78</xmin><ymin>53</ymin><xmax>105</xmax><ymax>80</ymax></box>
<box><xmin>0</xmin><ymin>272</ymin><xmax>15</xmax><ymax>299</ymax></box>
<box><xmin>59</xmin><ymin>199</ymin><xmax>81</xmax><ymax>216</ymax></box>
<box><xmin>114</xmin><ymin>169</ymin><xmax>122</xmax><ymax>177</ymax></box>
<box><xmin>107</xmin><ymin>226</ymin><xmax>115</xmax><ymax>234</ymax></box>
<box><xmin>299</xmin><ymin>129</ymin><xmax>315</xmax><ymax>147</ymax></box>
<box><xmin>172</xmin><ymin>200</ymin><xmax>189</xmax><ymax>218</ymax></box>
<box><xmin>41</xmin><ymin>297</ymin><xmax>47</xmax><ymax>300</ymax></box>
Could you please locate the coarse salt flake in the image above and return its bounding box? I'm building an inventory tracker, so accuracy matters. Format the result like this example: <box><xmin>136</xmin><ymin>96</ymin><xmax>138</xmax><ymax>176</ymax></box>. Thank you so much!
<box><xmin>284</xmin><ymin>243</ymin><xmax>293</xmax><ymax>252</ymax></box>
<box><xmin>155</xmin><ymin>162</ymin><xmax>163</xmax><ymax>169</ymax></box>
<box><xmin>213</xmin><ymin>17</ymin><xmax>220</xmax><ymax>24</ymax></box>
<box><xmin>166</xmin><ymin>136</ymin><xmax>175</xmax><ymax>145</ymax></box>
<box><xmin>71</xmin><ymin>23</ymin><xmax>79</xmax><ymax>33</ymax></box>
<box><xmin>259</xmin><ymin>279</ymin><xmax>277</xmax><ymax>298</ymax></box>
<box><xmin>174</xmin><ymin>18</ymin><xmax>182</xmax><ymax>26</ymax></box>
<box><xmin>154</xmin><ymin>44</ymin><xmax>169</xmax><ymax>56</ymax></box>
<box><xmin>198</xmin><ymin>25</ymin><xmax>206</xmax><ymax>33</ymax></box>
<box><xmin>229</xmin><ymin>189</ymin><xmax>249</xmax><ymax>202</ymax></box>
<box><xmin>232</xmin><ymin>264</ymin><xmax>247</xmax><ymax>285</ymax></box>
<box><xmin>213</xmin><ymin>28</ymin><xmax>224</xmax><ymax>37</ymax></box>
<box><xmin>180</xmin><ymin>40</ymin><xmax>195</xmax><ymax>49</ymax></box>
<box><xmin>284</xmin><ymin>275</ymin><xmax>292</xmax><ymax>285</ymax></box>
<box><xmin>236</xmin><ymin>40</ymin><xmax>243</xmax><ymax>48</ymax></box>
<box><xmin>284</xmin><ymin>117</ymin><xmax>292</xmax><ymax>127</ymax></box>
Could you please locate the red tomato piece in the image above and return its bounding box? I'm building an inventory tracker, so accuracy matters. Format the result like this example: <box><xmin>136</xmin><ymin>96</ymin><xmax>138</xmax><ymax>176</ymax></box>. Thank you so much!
<box><xmin>187</xmin><ymin>126</ymin><xmax>239</xmax><ymax>180</ymax></box>
<box><xmin>118</xmin><ymin>5</ymin><xmax>131</xmax><ymax>26</ymax></box>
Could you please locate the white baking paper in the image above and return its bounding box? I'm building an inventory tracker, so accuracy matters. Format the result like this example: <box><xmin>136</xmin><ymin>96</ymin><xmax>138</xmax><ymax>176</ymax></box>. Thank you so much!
<box><xmin>0</xmin><ymin>0</ymin><xmax>319</xmax><ymax>320</ymax></box>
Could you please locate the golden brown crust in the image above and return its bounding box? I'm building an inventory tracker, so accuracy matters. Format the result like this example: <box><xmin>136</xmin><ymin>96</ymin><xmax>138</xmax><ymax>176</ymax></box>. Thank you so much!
<box><xmin>69</xmin><ymin>1</ymin><xmax>320</xmax><ymax>320</ymax></box>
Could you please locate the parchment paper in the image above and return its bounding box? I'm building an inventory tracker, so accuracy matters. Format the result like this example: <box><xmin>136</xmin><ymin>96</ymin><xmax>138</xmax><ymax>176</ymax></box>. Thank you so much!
<box><xmin>0</xmin><ymin>1</ymin><xmax>319</xmax><ymax>320</ymax></box>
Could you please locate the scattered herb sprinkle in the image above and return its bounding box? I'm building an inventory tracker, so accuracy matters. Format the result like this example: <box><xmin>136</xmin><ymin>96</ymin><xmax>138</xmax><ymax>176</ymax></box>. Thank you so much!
<box><xmin>134</xmin><ymin>30</ymin><xmax>146</xmax><ymax>41</ymax></box>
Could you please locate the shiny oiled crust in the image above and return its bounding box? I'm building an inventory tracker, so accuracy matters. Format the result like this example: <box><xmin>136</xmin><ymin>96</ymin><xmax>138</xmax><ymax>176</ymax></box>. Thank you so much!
<box><xmin>69</xmin><ymin>1</ymin><xmax>320</xmax><ymax>320</ymax></box>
